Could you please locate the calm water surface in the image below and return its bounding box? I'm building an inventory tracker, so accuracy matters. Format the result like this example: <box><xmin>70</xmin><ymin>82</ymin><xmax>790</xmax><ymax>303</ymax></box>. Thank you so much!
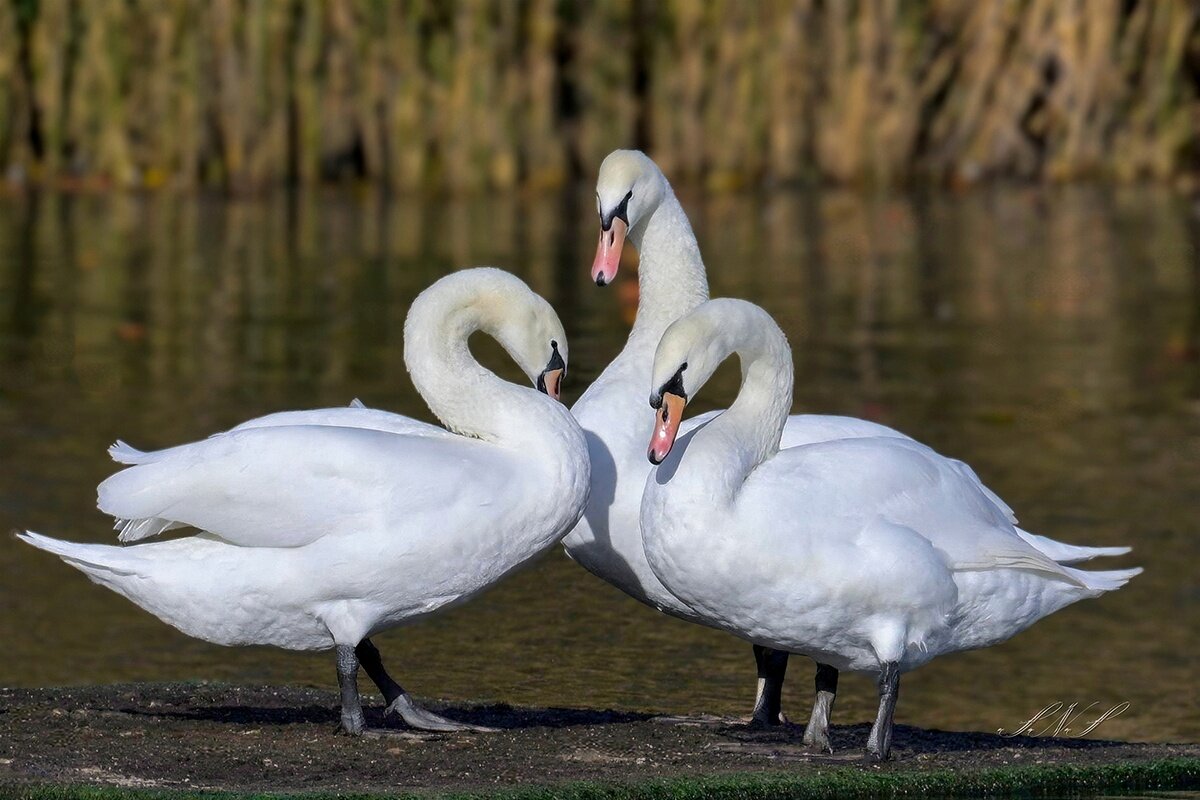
<box><xmin>0</xmin><ymin>186</ymin><xmax>1197</xmax><ymax>744</ymax></box>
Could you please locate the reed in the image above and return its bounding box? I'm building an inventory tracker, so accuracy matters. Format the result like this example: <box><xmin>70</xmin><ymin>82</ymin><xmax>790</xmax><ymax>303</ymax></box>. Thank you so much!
<box><xmin>0</xmin><ymin>0</ymin><xmax>1196</xmax><ymax>191</ymax></box>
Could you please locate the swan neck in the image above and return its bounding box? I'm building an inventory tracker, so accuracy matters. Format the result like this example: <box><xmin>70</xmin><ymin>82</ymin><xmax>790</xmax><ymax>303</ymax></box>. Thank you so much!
<box><xmin>727</xmin><ymin>348</ymin><xmax>794</xmax><ymax>467</ymax></box>
<box><xmin>405</xmin><ymin>305</ymin><xmax>548</xmax><ymax>446</ymax></box>
<box><xmin>627</xmin><ymin>189</ymin><xmax>709</xmax><ymax>346</ymax></box>
<box><xmin>694</xmin><ymin>327</ymin><xmax>793</xmax><ymax>497</ymax></box>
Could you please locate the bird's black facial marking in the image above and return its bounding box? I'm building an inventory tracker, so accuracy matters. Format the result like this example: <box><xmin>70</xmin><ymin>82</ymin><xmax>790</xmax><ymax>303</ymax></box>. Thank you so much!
<box><xmin>601</xmin><ymin>190</ymin><xmax>633</xmax><ymax>232</ymax></box>
<box><xmin>649</xmin><ymin>362</ymin><xmax>688</xmax><ymax>408</ymax></box>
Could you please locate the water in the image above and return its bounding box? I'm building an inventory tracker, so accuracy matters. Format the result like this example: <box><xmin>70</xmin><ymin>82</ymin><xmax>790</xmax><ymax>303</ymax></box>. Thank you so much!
<box><xmin>0</xmin><ymin>186</ymin><xmax>1196</xmax><ymax>745</ymax></box>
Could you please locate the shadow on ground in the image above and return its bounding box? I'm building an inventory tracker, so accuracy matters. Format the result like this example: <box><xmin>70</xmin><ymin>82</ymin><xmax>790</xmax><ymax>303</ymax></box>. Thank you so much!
<box><xmin>124</xmin><ymin>700</ymin><xmax>650</xmax><ymax>730</ymax></box>
<box><xmin>0</xmin><ymin>684</ymin><xmax>1194</xmax><ymax>795</ymax></box>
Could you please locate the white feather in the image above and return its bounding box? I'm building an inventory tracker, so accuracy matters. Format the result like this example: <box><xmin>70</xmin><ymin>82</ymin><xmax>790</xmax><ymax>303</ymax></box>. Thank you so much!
<box><xmin>20</xmin><ymin>269</ymin><xmax>591</xmax><ymax>652</ymax></box>
<box><xmin>639</xmin><ymin>299</ymin><xmax>1140</xmax><ymax>675</ymax></box>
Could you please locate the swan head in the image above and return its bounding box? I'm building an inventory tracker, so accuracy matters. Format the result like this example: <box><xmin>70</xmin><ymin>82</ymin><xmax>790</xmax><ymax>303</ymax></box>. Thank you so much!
<box><xmin>485</xmin><ymin>281</ymin><xmax>569</xmax><ymax>403</ymax></box>
<box><xmin>646</xmin><ymin>299</ymin><xmax>784</xmax><ymax>463</ymax></box>
<box><xmin>592</xmin><ymin>150</ymin><xmax>667</xmax><ymax>286</ymax></box>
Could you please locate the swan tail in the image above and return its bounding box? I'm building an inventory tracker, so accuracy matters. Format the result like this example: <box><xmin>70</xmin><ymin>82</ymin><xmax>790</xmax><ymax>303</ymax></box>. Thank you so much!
<box><xmin>1015</xmin><ymin>528</ymin><xmax>1132</xmax><ymax>564</ymax></box>
<box><xmin>1061</xmin><ymin>564</ymin><xmax>1143</xmax><ymax>595</ymax></box>
<box><xmin>348</xmin><ymin>398</ymin><xmax>366</xmax><ymax>409</ymax></box>
<box><xmin>16</xmin><ymin>531</ymin><xmax>141</xmax><ymax>578</ymax></box>
<box><xmin>15</xmin><ymin>531</ymin><xmax>246</xmax><ymax>647</ymax></box>
<box><xmin>967</xmin><ymin>536</ymin><xmax>1139</xmax><ymax>592</ymax></box>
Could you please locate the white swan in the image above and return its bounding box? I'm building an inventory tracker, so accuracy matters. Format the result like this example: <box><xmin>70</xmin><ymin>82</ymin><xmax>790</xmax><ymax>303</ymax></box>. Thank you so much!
<box><xmin>18</xmin><ymin>268</ymin><xmax>590</xmax><ymax>735</ymax></box>
<box><xmin>639</xmin><ymin>298</ymin><xmax>1141</xmax><ymax>760</ymax></box>
<box><xmin>569</xmin><ymin>150</ymin><xmax>999</xmax><ymax>740</ymax></box>
<box><xmin>566</xmin><ymin>149</ymin><xmax>1132</xmax><ymax>744</ymax></box>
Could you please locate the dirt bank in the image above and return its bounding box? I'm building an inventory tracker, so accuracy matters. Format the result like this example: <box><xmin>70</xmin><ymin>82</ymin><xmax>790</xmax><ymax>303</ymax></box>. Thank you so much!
<box><xmin>1</xmin><ymin>684</ymin><xmax>1196</xmax><ymax>796</ymax></box>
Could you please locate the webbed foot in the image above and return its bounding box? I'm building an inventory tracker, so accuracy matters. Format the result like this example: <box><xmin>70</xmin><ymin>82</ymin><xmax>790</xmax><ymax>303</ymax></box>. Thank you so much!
<box><xmin>385</xmin><ymin>694</ymin><xmax>496</xmax><ymax>733</ymax></box>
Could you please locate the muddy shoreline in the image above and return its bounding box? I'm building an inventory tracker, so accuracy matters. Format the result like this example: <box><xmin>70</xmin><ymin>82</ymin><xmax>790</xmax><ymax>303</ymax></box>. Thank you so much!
<box><xmin>1</xmin><ymin>684</ymin><xmax>1196</xmax><ymax>796</ymax></box>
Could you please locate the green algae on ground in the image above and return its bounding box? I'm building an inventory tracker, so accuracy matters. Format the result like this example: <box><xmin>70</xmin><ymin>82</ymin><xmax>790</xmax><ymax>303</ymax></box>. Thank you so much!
<box><xmin>7</xmin><ymin>758</ymin><xmax>1200</xmax><ymax>800</ymax></box>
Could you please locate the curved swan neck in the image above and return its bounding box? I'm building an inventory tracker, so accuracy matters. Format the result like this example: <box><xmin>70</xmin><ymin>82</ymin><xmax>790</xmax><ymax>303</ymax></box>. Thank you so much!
<box><xmin>403</xmin><ymin>283</ymin><xmax>562</xmax><ymax>447</ymax></box>
<box><xmin>626</xmin><ymin>186</ymin><xmax>709</xmax><ymax>348</ymax></box>
<box><xmin>691</xmin><ymin>310</ymin><xmax>794</xmax><ymax>495</ymax></box>
<box><xmin>726</xmin><ymin>342</ymin><xmax>794</xmax><ymax>469</ymax></box>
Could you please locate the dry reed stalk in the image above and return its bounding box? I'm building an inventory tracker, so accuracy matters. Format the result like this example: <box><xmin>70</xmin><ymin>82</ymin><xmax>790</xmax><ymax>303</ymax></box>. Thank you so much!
<box><xmin>0</xmin><ymin>0</ymin><xmax>1193</xmax><ymax>190</ymax></box>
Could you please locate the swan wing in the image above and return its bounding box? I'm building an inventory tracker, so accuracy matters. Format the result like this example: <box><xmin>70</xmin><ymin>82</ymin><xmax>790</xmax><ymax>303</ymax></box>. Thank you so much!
<box><xmin>777</xmin><ymin>415</ymin><xmax>1020</xmax><ymax>525</ymax></box>
<box><xmin>742</xmin><ymin>437</ymin><xmax>1074</xmax><ymax>583</ymax></box>
<box><xmin>682</xmin><ymin>408</ymin><xmax>899</xmax><ymax>440</ymax></box>
<box><xmin>223</xmin><ymin>405</ymin><xmax>451</xmax><ymax>440</ymax></box>
<box><xmin>779</xmin><ymin>413</ymin><xmax>907</xmax><ymax>448</ymax></box>
<box><xmin>99</xmin><ymin>424</ymin><xmax>515</xmax><ymax>548</ymax></box>
<box><xmin>693</xmin><ymin>411</ymin><xmax>1017</xmax><ymax>525</ymax></box>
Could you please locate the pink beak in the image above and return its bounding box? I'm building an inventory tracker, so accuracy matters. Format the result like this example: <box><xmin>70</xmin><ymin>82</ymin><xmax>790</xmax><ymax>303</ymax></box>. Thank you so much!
<box><xmin>542</xmin><ymin>368</ymin><xmax>563</xmax><ymax>402</ymax></box>
<box><xmin>648</xmin><ymin>393</ymin><xmax>687</xmax><ymax>464</ymax></box>
<box><xmin>591</xmin><ymin>217</ymin><xmax>628</xmax><ymax>287</ymax></box>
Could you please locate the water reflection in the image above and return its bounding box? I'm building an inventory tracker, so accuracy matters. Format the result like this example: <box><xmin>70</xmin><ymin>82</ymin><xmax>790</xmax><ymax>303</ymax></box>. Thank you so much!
<box><xmin>0</xmin><ymin>186</ymin><xmax>1196</xmax><ymax>744</ymax></box>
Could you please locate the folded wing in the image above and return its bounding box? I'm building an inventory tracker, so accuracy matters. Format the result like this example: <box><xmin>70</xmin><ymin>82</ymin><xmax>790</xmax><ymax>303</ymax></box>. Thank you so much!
<box><xmin>100</xmin><ymin>424</ymin><xmax>513</xmax><ymax>548</ymax></box>
<box><xmin>747</xmin><ymin>437</ymin><xmax>1079</xmax><ymax>584</ymax></box>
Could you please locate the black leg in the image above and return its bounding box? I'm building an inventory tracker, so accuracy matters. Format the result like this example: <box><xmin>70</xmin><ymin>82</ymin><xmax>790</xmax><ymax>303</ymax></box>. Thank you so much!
<box><xmin>802</xmin><ymin>663</ymin><xmax>839</xmax><ymax>752</ymax></box>
<box><xmin>336</xmin><ymin>643</ymin><xmax>366</xmax><ymax>735</ymax></box>
<box><xmin>865</xmin><ymin>662</ymin><xmax>900</xmax><ymax>761</ymax></box>
<box><xmin>356</xmin><ymin>638</ymin><xmax>404</xmax><ymax>706</ymax></box>
<box><xmin>354</xmin><ymin>638</ymin><xmax>495</xmax><ymax>733</ymax></box>
<box><xmin>751</xmin><ymin>644</ymin><xmax>789</xmax><ymax>726</ymax></box>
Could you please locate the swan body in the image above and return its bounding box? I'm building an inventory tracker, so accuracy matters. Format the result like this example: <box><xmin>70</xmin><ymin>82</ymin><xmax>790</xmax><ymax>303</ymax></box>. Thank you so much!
<box><xmin>568</xmin><ymin>152</ymin><xmax>1094</xmax><ymax>732</ymax></box>
<box><xmin>19</xmin><ymin>267</ymin><xmax>589</xmax><ymax>734</ymax></box>
<box><xmin>566</xmin><ymin>149</ymin><xmax>1131</xmax><ymax>738</ymax></box>
<box><xmin>639</xmin><ymin>299</ymin><xmax>1140</xmax><ymax>758</ymax></box>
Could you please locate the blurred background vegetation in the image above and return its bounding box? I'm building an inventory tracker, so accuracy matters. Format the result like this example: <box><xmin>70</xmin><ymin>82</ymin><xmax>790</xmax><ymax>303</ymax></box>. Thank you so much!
<box><xmin>0</xmin><ymin>0</ymin><xmax>1197</xmax><ymax>192</ymax></box>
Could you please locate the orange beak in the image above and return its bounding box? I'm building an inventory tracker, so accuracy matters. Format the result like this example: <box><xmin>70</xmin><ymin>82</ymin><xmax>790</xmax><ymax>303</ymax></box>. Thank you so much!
<box><xmin>648</xmin><ymin>392</ymin><xmax>687</xmax><ymax>464</ymax></box>
<box><xmin>592</xmin><ymin>217</ymin><xmax>627</xmax><ymax>287</ymax></box>
<box><xmin>540</xmin><ymin>368</ymin><xmax>563</xmax><ymax>402</ymax></box>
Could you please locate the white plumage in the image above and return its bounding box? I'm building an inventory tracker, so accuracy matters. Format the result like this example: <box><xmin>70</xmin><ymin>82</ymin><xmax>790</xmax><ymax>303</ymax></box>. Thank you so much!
<box><xmin>639</xmin><ymin>299</ymin><xmax>1139</xmax><ymax>759</ymax></box>
<box><xmin>19</xmin><ymin>267</ymin><xmax>590</xmax><ymax>734</ymax></box>
<box><xmin>564</xmin><ymin>151</ymin><xmax>1131</xmax><ymax>735</ymax></box>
